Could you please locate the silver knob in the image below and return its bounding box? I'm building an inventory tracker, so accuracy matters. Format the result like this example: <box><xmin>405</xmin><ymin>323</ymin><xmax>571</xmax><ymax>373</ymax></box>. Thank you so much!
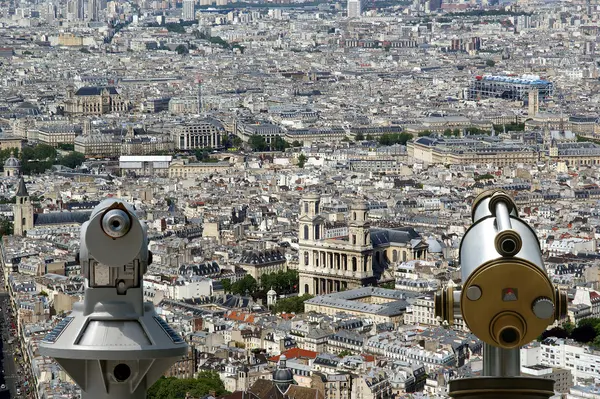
<box><xmin>532</xmin><ymin>297</ymin><xmax>555</xmax><ymax>320</ymax></box>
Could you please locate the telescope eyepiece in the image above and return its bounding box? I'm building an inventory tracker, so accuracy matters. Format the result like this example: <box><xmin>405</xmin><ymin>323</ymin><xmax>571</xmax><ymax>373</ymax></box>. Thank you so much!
<box><xmin>102</xmin><ymin>209</ymin><xmax>132</xmax><ymax>238</ymax></box>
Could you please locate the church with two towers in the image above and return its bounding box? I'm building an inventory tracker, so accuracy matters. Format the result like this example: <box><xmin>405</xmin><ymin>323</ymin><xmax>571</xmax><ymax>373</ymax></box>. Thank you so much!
<box><xmin>297</xmin><ymin>192</ymin><xmax>429</xmax><ymax>296</ymax></box>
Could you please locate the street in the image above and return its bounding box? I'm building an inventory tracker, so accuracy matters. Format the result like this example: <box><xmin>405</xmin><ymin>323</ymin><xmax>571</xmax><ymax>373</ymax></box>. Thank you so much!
<box><xmin>0</xmin><ymin>292</ymin><xmax>18</xmax><ymax>399</ymax></box>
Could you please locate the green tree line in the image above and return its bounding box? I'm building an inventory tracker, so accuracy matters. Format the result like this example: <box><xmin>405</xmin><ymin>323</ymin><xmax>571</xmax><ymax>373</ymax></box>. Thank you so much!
<box><xmin>148</xmin><ymin>372</ymin><xmax>228</xmax><ymax>399</ymax></box>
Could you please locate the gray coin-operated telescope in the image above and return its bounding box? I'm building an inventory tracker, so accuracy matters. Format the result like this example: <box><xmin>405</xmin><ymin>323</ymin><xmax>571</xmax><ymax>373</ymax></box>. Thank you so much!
<box><xmin>435</xmin><ymin>190</ymin><xmax>568</xmax><ymax>399</ymax></box>
<box><xmin>40</xmin><ymin>199</ymin><xmax>188</xmax><ymax>399</ymax></box>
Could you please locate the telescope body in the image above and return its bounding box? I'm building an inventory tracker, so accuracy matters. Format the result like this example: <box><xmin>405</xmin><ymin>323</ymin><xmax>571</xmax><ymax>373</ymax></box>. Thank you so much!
<box><xmin>436</xmin><ymin>190</ymin><xmax>567</xmax><ymax>349</ymax></box>
<box><xmin>39</xmin><ymin>199</ymin><xmax>188</xmax><ymax>399</ymax></box>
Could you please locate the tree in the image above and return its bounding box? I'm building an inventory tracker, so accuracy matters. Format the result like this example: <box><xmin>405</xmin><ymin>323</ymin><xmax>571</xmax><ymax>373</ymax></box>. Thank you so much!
<box><xmin>148</xmin><ymin>372</ymin><xmax>228</xmax><ymax>399</ymax></box>
<box><xmin>39</xmin><ymin>290</ymin><xmax>48</xmax><ymax>297</ymax></box>
<box><xmin>297</xmin><ymin>154</ymin><xmax>307</xmax><ymax>168</ymax></box>
<box><xmin>0</xmin><ymin>219</ymin><xmax>13</xmax><ymax>236</ymax></box>
<box><xmin>221</xmin><ymin>278</ymin><xmax>232</xmax><ymax>294</ymax></box>
<box><xmin>249</xmin><ymin>135</ymin><xmax>268</xmax><ymax>152</ymax></box>
<box><xmin>443</xmin><ymin>128</ymin><xmax>452</xmax><ymax>137</ymax></box>
<box><xmin>272</xmin><ymin>294</ymin><xmax>313</xmax><ymax>314</ymax></box>
<box><xmin>486</xmin><ymin>59</ymin><xmax>495</xmax><ymax>67</ymax></box>
<box><xmin>291</xmin><ymin>140</ymin><xmax>302</xmax><ymax>148</ymax></box>
<box><xmin>272</xmin><ymin>136</ymin><xmax>289</xmax><ymax>151</ymax></box>
<box><xmin>58</xmin><ymin>152</ymin><xmax>86</xmax><ymax>169</ymax></box>
<box><xmin>338</xmin><ymin>349</ymin><xmax>353</xmax><ymax>357</ymax></box>
<box><xmin>571</xmin><ymin>324</ymin><xmax>596</xmax><ymax>343</ymax></box>
<box><xmin>195</xmin><ymin>149</ymin><xmax>211</xmax><ymax>162</ymax></box>
<box><xmin>231</xmin><ymin>275</ymin><xmax>258</xmax><ymax>296</ymax></box>
<box><xmin>232</xmin><ymin>136</ymin><xmax>243</xmax><ymax>148</ymax></box>
<box><xmin>366</xmin><ymin>134</ymin><xmax>374</xmax><ymax>141</ymax></box>
<box><xmin>539</xmin><ymin>327</ymin><xmax>569</xmax><ymax>341</ymax></box>
<box><xmin>355</xmin><ymin>132</ymin><xmax>365</xmax><ymax>141</ymax></box>
<box><xmin>175</xmin><ymin>44</ymin><xmax>188</xmax><ymax>54</ymax></box>
<box><xmin>34</xmin><ymin>144</ymin><xmax>57</xmax><ymax>160</ymax></box>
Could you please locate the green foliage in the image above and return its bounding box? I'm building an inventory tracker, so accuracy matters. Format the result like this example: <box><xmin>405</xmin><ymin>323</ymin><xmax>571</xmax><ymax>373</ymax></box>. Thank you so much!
<box><xmin>175</xmin><ymin>44</ymin><xmax>189</xmax><ymax>54</ymax></box>
<box><xmin>378</xmin><ymin>132</ymin><xmax>413</xmax><ymax>146</ymax></box>
<box><xmin>380</xmin><ymin>281</ymin><xmax>395</xmax><ymax>289</ymax></box>
<box><xmin>338</xmin><ymin>349</ymin><xmax>353</xmax><ymax>357</ymax></box>
<box><xmin>260</xmin><ymin>270</ymin><xmax>298</xmax><ymax>294</ymax></box>
<box><xmin>443</xmin><ymin>128</ymin><xmax>452</xmax><ymax>137</ymax></box>
<box><xmin>493</xmin><ymin>123</ymin><xmax>525</xmax><ymax>132</ymax></box>
<box><xmin>195</xmin><ymin>149</ymin><xmax>215</xmax><ymax>162</ymax></box>
<box><xmin>272</xmin><ymin>294</ymin><xmax>313</xmax><ymax>314</ymax></box>
<box><xmin>465</xmin><ymin>127</ymin><xmax>490</xmax><ymax>135</ymax></box>
<box><xmin>57</xmin><ymin>143</ymin><xmax>75</xmax><ymax>151</ymax></box>
<box><xmin>366</xmin><ymin>134</ymin><xmax>374</xmax><ymax>141</ymax></box>
<box><xmin>418</xmin><ymin>130</ymin><xmax>432</xmax><ymax>137</ymax></box>
<box><xmin>249</xmin><ymin>135</ymin><xmax>268</xmax><ymax>152</ymax></box>
<box><xmin>148</xmin><ymin>372</ymin><xmax>228</xmax><ymax>399</ymax></box>
<box><xmin>0</xmin><ymin>219</ymin><xmax>13</xmax><ymax>236</ymax></box>
<box><xmin>297</xmin><ymin>154</ymin><xmax>307</xmax><ymax>168</ymax></box>
<box><xmin>221</xmin><ymin>278</ymin><xmax>232</xmax><ymax>293</ymax></box>
<box><xmin>79</xmin><ymin>48</ymin><xmax>91</xmax><ymax>54</ymax></box>
<box><xmin>474</xmin><ymin>173</ymin><xmax>495</xmax><ymax>181</ymax></box>
<box><xmin>355</xmin><ymin>132</ymin><xmax>365</xmax><ymax>141</ymax></box>
<box><xmin>39</xmin><ymin>290</ymin><xmax>48</xmax><ymax>297</ymax></box>
<box><xmin>165</xmin><ymin>23</ymin><xmax>186</xmax><ymax>33</ymax></box>
<box><xmin>232</xmin><ymin>136</ymin><xmax>243</xmax><ymax>147</ymax></box>
<box><xmin>58</xmin><ymin>152</ymin><xmax>86</xmax><ymax>169</ymax></box>
<box><xmin>272</xmin><ymin>136</ymin><xmax>290</xmax><ymax>152</ymax></box>
<box><xmin>34</xmin><ymin>144</ymin><xmax>57</xmax><ymax>160</ymax></box>
<box><xmin>230</xmin><ymin>275</ymin><xmax>258</xmax><ymax>296</ymax></box>
<box><xmin>539</xmin><ymin>318</ymin><xmax>600</xmax><ymax>347</ymax></box>
<box><xmin>291</xmin><ymin>140</ymin><xmax>302</xmax><ymax>148</ymax></box>
<box><xmin>485</xmin><ymin>59</ymin><xmax>495</xmax><ymax>67</ymax></box>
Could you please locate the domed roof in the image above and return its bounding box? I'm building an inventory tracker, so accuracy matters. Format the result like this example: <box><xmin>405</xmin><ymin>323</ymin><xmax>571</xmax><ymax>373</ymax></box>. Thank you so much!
<box><xmin>5</xmin><ymin>153</ymin><xmax>20</xmax><ymax>168</ymax></box>
<box><xmin>267</xmin><ymin>288</ymin><xmax>277</xmax><ymax>296</ymax></box>
<box><xmin>272</xmin><ymin>354</ymin><xmax>294</xmax><ymax>394</ymax></box>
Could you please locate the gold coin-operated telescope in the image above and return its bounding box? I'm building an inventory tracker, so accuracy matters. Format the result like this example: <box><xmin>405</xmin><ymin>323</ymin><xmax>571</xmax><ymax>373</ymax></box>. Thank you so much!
<box><xmin>435</xmin><ymin>190</ymin><xmax>568</xmax><ymax>399</ymax></box>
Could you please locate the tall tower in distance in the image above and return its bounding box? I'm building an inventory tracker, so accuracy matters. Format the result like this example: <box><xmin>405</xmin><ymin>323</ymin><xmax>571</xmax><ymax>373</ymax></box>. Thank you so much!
<box><xmin>195</xmin><ymin>75</ymin><xmax>202</xmax><ymax>114</ymax></box>
<box><xmin>347</xmin><ymin>0</ymin><xmax>362</xmax><ymax>18</ymax></box>
<box><xmin>183</xmin><ymin>0</ymin><xmax>195</xmax><ymax>21</ymax></box>
<box><xmin>528</xmin><ymin>88</ymin><xmax>539</xmax><ymax>117</ymax></box>
<box><xmin>13</xmin><ymin>177</ymin><xmax>34</xmax><ymax>237</ymax></box>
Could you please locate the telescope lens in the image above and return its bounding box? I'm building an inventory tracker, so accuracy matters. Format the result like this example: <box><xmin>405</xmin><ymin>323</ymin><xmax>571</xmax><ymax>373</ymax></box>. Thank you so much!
<box><xmin>113</xmin><ymin>363</ymin><xmax>131</xmax><ymax>382</ymax></box>
<box><xmin>500</xmin><ymin>327</ymin><xmax>520</xmax><ymax>346</ymax></box>
<box><xmin>501</xmin><ymin>239</ymin><xmax>517</xmax><ymax>254</ymax></box>
<box><xmin>102</xmin><ymin>209</ymin><xmax>131</xmax><ymax>238</ymax></box>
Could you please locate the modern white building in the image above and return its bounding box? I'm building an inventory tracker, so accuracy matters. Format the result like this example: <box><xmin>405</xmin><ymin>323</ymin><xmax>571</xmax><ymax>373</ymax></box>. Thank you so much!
<box><xmin>183</xmin><ymin>0</ymin><xmax>195</xmax><ymax>21</ymax></box>
<box><xmin>347</xmin><ymin>0</ymin><xmax>362</xmax><ymax>18</ymax></box>
<box><xmin>119</xmin><ymin>155</ymin><xmax>172</xmax><ymax>177</ymax></box>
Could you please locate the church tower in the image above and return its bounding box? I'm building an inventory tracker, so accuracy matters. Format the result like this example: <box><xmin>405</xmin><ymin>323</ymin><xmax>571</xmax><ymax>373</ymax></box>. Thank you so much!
<box><xmin>298</xmin><ymin>193</ymin><xmax>323</xmax><ymax>243</ymax></box>
<box><xmin>349</xmin><ymin>201</ymin><xmax>370</xmax><ymax>247</ymax></box>
<box><xmin>13</xmin><ymin>177</ymin><xmax>34</xmax><ymax>236</ymax></box>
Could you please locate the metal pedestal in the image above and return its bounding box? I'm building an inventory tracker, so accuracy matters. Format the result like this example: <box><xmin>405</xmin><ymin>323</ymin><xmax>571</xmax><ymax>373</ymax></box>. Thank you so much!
<box><xmin>449</xmin><ymin>377</ymin><xmax>555</xmax><ymax>399</ymax></box>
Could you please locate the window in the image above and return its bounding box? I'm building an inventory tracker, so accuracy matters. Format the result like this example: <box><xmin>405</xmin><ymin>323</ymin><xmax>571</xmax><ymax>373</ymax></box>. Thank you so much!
<box><xmin>304</xmin><ymin>225</ymin><xmax>309</xmax><ymax>240</ymax></box>
<box><xmin>304</xmin><ymin>252</ymin><xmax>309</xmax><ymax>265</ymax></box>
<box><xmin>352</xmin><ymin>234</ymin><xmax>356</xmax><ymax>245</ymax></box>
<box><xmin>304</xmin><ymin>203</ymin><xmax>309</xmax><ymax>213</ymax></box>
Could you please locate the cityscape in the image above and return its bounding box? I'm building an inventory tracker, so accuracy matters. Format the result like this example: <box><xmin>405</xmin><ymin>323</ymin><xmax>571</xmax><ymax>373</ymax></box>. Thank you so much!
<box><xmin>1</xmin><ymin>0</ymin><xmax>600</xmax><ymax>397</ymax></box>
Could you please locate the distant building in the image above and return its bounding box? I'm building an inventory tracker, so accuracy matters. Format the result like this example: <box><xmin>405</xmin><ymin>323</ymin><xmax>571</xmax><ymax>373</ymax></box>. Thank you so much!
<box><xmin>119</xmin><ymin>155</ymin><xmax>172</xmax><ymax>177</ymax></box>
<box><xmin>183</xmin><ymin>0</ymin><xmax>195</xmax><ymax>20</ymax></box>
<box><xmin>347</xmin><ymin>0</ymin><xmax>362</xmax><ymax>17</ymax></box>
<box><xmin>13</xmin><ymin>178</ymin><xmax>90</xmax><ymax>237</ymax></box>
<box><xmin>468</xmin><ymin>74</ymin><xmax>554</xmax><ymax>101</ymax></box>
<box><xmin>64</xmin><ymin>86</ymin><xmax>130</xmax><ymax>116</ymax></box>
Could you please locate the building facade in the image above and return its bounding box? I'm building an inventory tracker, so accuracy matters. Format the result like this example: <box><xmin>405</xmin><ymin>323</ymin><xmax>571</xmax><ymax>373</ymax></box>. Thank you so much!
<box><xmin>64</xmin><ymin>86</ymin><xmax>130</xmax><ymax>116</ymax></box>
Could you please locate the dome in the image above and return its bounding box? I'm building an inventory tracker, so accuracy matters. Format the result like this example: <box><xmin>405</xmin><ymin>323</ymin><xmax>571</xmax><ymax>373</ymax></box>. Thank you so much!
<box><xmin>272</xmin><ymin>355</ymin><xmax>294</xmax><ymax>394</ymax></box>
<box><xmin>267</xmin><ymin>288</ymin><xmax>277</xmax><ymax>296</ymax></box>
<box><xmin>5</xmin><ymin>154</ymin><xmax>20</xmax><ymax>168</ymax></box>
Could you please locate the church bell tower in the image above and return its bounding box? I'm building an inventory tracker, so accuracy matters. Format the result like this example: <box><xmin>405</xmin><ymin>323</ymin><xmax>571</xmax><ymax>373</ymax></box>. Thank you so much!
<box><xmin>13</xmin><ymin>177</ymin><xmax>33</xmax><ymax>237</ymax></box>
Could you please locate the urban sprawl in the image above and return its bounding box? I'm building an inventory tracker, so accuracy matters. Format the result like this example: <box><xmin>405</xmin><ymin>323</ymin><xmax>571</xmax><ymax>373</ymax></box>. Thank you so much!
<box><xmin>1</xmin><ymin>0</ymin><xmax>600</xmax><ymax>397</ymax></box>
